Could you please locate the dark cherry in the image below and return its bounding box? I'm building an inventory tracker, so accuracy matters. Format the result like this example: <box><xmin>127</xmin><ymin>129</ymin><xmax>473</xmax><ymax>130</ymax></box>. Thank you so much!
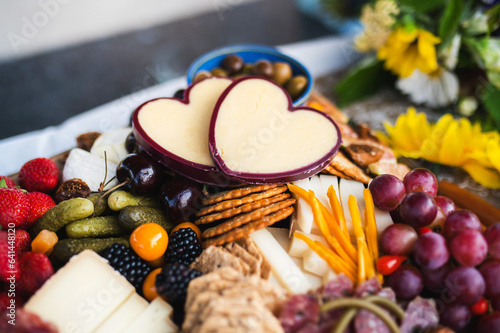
<box><xmin>159</xmin><ymin>177</ymin><xmax>203</xmax><ymax>225</ymax></box>
<box><xmin>173</xmin><ymin>89</ymin><xmax>185</xmax><ymax>100</ymax></box>
<box><xmin>116</xmin><ymin>153</ymin><xmax>162</xmax><ymax>195</ymax></box>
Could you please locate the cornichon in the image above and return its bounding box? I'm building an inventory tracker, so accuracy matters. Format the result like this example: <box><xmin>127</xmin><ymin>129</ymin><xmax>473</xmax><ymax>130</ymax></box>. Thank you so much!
<box><xmin>87</xmin><ymin>193</ymin><xmax>112</xmax><ymax>216</ymax></box>
<box><xmin>118</xmin><ymin>206</ymin><xmax>174</xmax><ymax>233</ymax></box>
<box><xmin>30</xmin><ymin>198</ymin><xmax>94</xmax><ymax>238</ymax></box>
<box><xmin>66</xmin><ymin>216</ymin><xmax>125</xmax><ymax>239</ymax></box>
<box><xmin>107</xmin><ymin>190</ymin><xmax>161</xmax><ymax>211</ymax></box>
<box><xmin>52</xmin><ymin>237</ymin><xmax>129</xmax><ymax>263</ymax></box>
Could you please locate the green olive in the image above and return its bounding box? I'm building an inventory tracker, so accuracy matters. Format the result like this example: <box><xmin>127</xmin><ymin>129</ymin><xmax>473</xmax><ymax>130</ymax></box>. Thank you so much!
<box><xmin>272</xmin><ymin>62</ymin><xmax>292</xmax><ymax>85</ymax></box>
<box><xmin>221</xmin><ymin>54</ymin><xmax>244</xmax><ymax>74</ymax></box>
<box><xmin>285</xmin><ymin>75</ymin><xmax>308</xmax><ymax>100</ymax></box>
<box><xmin>210</xmin><ymin>67</ymin><xmax>228</xmax><ymax>77</ymax></box>
<box><xmin>242</xmin><ymin>64</ymin><xmax>253</xmax><ymax>75</ymax></box>
<box><xmin>193</xmin><ymin>70</ymin><xmax>212</xmax><ymax>82</ymax></box>
<box><xmin>252</xmin><ymin>60</ymin><xmax>274</xmax><ymax>78</ymax></box>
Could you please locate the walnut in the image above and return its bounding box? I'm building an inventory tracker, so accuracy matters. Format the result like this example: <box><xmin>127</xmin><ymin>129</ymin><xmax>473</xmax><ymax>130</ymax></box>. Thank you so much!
<box><xmin>55</xmin><ymin>178</ymin><xmax>91</xmax><ymax>203</ymax></box>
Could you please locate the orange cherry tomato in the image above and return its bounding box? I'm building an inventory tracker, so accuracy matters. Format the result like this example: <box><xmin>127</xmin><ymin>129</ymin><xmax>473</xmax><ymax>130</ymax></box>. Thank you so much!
<box><xmin>130</xmin><ymin>223</ymin><xmax>168</xmax><ymax>261</ymax></box>
<box><xmin>142</xmin><ymin>268</ymin><xmax>162</xmax><ymax>302</ymax></box>
<box><xmin>171</xmin><ymin>222</ymin><xmax>202</xmax><ymax>242</ymax></box>
<box><xmin>470</xmin><ymin>298</ymin><xmax>489</xmax><ymax>315</ymax></box>
<box><xmin>376</xmin><ymin>255</ymin><xmax>408</xmax><ymax>276</ymax></box>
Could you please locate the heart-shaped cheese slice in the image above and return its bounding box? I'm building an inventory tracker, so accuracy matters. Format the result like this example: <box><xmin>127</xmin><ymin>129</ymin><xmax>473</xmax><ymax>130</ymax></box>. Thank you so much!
<box><xmin>133</xmin><ymin>77</ymin><xmax>233</xmax><ymax>184</ymax></box>
<box><xmin>209</xmin><ymin>77</ymin><xmax>341</xmax><ymax>183</ymax></box>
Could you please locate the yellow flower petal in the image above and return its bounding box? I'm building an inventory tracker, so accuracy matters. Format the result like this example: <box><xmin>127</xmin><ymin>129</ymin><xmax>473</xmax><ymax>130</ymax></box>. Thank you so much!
<box><xmin>462</xmin><ymin>161</ymin><xmax>500</xmax><ymax>189</ymax></box>
<box><xmin>487</xmin><ymin>136</ymin><xmax>500</xmax><ymax>172</ymax></box>
<box><xmin>439</xmin><ymin>121</ymin><xmax>464</xmax><ymax>165</ymax></box>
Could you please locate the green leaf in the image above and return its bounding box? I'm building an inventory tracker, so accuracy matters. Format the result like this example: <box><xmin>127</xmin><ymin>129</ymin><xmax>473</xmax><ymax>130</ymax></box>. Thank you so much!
<box><xmin>398</xmin><ymin>0</ymin><xmax>446</xmax><ymax>13</ymax></box>
<box><xmin>335</xmin><ymin>57</ymin><xmax>392</xmax><ymax>107</ymax></box>
<box><xmin>0</xmin><ymin>178</ymin><xmax>6</xmax><ymax>188</ymax></box>
<box><xmin>480</xmin><ymin>84</ymin><xmax>500</xmax><ymax>131</ymax></box>
<box><xmin>486</xmin><ymin>4</ymin><xmax>500</xmax><ymax>34</ymax></box>
<box><xmin>439</xmin><ymin>0</ymin><xmax>464</xmax><ymax>47</ymax></box>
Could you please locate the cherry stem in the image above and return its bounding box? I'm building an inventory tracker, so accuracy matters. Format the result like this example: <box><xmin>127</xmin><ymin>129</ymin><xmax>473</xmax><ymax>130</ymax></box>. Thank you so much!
<box><xmin>92</xmin><ymin>178</ymin><xmax>131</xmax><ymax>216</ymax></box>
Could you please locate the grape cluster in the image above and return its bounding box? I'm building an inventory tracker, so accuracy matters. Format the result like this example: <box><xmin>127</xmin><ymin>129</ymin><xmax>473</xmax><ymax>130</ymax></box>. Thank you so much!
<box><xmin>370</xmin><ymin>168</ymin><xmax>500</xmax><ymax>331</ymax></box>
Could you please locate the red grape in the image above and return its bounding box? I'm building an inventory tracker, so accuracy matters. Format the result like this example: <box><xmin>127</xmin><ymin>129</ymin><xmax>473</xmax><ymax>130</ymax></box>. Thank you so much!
<box><xmin>477</xmin><ymin>311</ymin><xmax>500</xmax><ymax>333</ymax></box>
<box><xmin>389</xmin><ymin>206</ymin><xmax>404</xmax><ymax>223</ymax></box>
<box><xmin>369</xmin><ymin>174</ymin><xmax>406</xmax><ymax>211</ymax></box>
<box><xmin>399</xmin><ymin>192</ymin><xmax>438</xmax><ymax>228</ymax></box>
<box><xmin>442</xmin><ymin>210</ymin><xmax>482</xmax><ymax>240</ymax></box>
<box><xmin>434</xmin><ymin>196</ymin><xmax>456</xmax><ymax>217</ymax></box>
<box><xmin>444</xmin><ymin>267</ymin><xmax>485</xmax><ymax>305</ymax></box>
<box><xmin>484</xmin><ymin>223</ymin><xmax>500</xmax><ymax>260</ymax></box>
<box><xmin>413</xmin><ymin>233</ymin><xmax>449</xmax><ymax>270</ymax></box>
<box><xmin>450</xmin><ymin>228</ymin><xmax>488</xmax><ymax>267</ymax></box>
<box><xmin>479</xmin><ymin>260</ymin><xmax>500</xmax><ymax>298</ymax></box>
<box><xmin>440</xmin><ymin>303</ymin><xmax>471</xmax><ymax>331</ymax></box>
<box><xmin>403</xmin><ymin>168</ymin><xmax>438</xmax><ymax>197</ymax></box>
<box><xmin>387</xmin><ymin>266</ymin><xmax>423</xmax><ymax>300</ymax></box>
<box><xmin>380</xmin><ymin>224</ymin><xmax>418</xmax><ymax>256</ymax></box>
<box><xmin>421</xmin><ymin>263</ymin><xmax>452</xmax><ymax>293</ymax></box>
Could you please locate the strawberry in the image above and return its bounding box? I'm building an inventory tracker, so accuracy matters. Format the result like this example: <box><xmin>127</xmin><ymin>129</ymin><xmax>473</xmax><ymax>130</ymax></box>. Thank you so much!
<box><xmin>0</xmin><ymin>188</ymin><xmax>29</xmax><ymax>229</ymax></box>
<box><xmin>0</xmin><ymin>176</ymin><xmax>17</xmax><ymax>188</ymax></box>
<box><xmin>22</xmin><ymin>192</ymin><xmax>56</xmax><ymax>230</ymax></box>
<box><xmin>0</xmin><ymin>231</ymin><xmax>19</xmax><ymax>283</ymax></box>
<box><xmin>15</xmin><ymin>230</ymin><xmax>31</xmax><ymax>255</ymax></box>
<box><xmin>17</xmin><ymin>252</ymin><xmax>53</xmax><ymax>296</ymax></box>
<box><xmin>18</xmin><ymin>158</ymin><xmax>60</xmax><ymax>193</ymax></box>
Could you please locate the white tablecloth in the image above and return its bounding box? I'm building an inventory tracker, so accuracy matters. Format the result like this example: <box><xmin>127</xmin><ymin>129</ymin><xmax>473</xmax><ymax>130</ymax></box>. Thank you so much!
<box><xmin>0</xmin><ymin>36</ymin><xmax>357</xmax><ymax>175</ymax></box>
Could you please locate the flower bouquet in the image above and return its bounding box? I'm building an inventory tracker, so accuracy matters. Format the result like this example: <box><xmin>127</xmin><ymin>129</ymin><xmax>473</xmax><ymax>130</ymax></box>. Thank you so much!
<box><xmin>335</xmin><ymin>0</ymin><xmax>500</xmax><ymax>131</ymax></box>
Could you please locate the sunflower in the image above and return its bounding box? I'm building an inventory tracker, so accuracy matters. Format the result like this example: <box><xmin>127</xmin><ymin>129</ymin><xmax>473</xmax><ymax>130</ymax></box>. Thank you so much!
<box><xmin>377</xmin><ymin>27</ymin><xmax>441</xmax><ymax>78</ymax></box>
<box><xmin>377</xmin><ymin>107</ymin><xmax>500</xmax><ymax>189</ymax></box>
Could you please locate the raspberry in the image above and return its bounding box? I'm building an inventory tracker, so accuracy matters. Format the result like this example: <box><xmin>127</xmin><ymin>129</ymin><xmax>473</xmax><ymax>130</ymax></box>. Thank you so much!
<box><xmin>101</xmin><ymin>243</ymin><xmax>151</xmax><ymax>292</ymax></box>
<box><xmin>164</xmin><ymin>228</ymin><xmax>202</xmax><ymax>266</ymax></box>
<box><xmin>155</xmin><ymin>263</ymin><xmax>202</xmax><ymax>304</ymax></box>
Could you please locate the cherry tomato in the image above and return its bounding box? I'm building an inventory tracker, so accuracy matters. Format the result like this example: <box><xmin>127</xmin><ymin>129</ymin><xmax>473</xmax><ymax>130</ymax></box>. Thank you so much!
<box><xmin>142</xmin><ymin>268</ymin><xmax>162</xmax><ymax>302</ymax></box>
<box><xmin>470</xmin><ymin>298</ymin><xmax>489</xmax><ymax>315</ymax></box>
<box><xmin>418</xmin><ymin>227</ymin><xmax>433</xmax><ymax>235</ymax></box>
<box><xmin>377</xmin><ymin>255</ymin><xmax>408</xmax><ymax>275</ymax></box>
<box><xmin>130</xmin><ymin>223</ymin><xmax>168</xmax><ymax>261</ymax></box>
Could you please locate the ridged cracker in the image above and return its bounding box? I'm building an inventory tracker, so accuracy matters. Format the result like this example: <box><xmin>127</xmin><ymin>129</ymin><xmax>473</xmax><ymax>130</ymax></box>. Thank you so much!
<box><xmin>195</xmin><ymin>193</ymin><xmax>290</xmax><ymax>225</ymax></box>
<box><xmin>202</xmin><ymin>207</ymin><xmax>294</xmax><ymax>248</ymax></box>
<box><xmin>235</xmin><ymin>237</ymin><xmax>271</xmax><ymax>279</ymax></box>
<box><xmin>191</xmin><ymin>246</ymin><xmax>250</xmax><ymax>275</ymax></box>
<box><xmin>322</xmin><ymin>164</ymin><xmax>354</xmax><ymax>180</ymax></box>
<box><xmin>224</xmin><ymin>242</ymin><xmax>261</xmax><ymax>276</ymax></box>
<box><xmin>202</xmin><ymin>184</ymin><xmax>280</xmax><ymax>206</ymax></box>
<box><xmin>329</xmin><ymin>151</ymin><xmax>372</xmax><ymax>184</ymax></box>
<box><xmin>202</xmin><ymin>199</ymin><xmax>296</xmax><ymax>239</ymax></box>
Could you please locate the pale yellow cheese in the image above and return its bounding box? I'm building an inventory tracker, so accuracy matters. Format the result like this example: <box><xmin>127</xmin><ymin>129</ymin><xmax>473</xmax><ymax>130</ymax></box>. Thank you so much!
<box><xmin>122</xmin><ymin>297</ymin><xmax>177</xmax><ymax>333</ymax></box>
<box><xmin>251</xmin><ymin>228</ymin><xmax>313</xmax><ymax>294</ymax></box>
<box><xmin>290</xmin><ymin>178</ymin><xmax>314</xmax><ymax>234</ymax></box>
<box><xmin>339</xmin><ymin>178</ymin><xmax>366</xmax><ymax>236</ymax></box>
<box><xmin>302</xmin><ymin>248</ymin><xmax>331</xmax><ymax>277</ymax></box>
<box><xmin>288</xmin><ymin>231</ymin><xmax>327</xmax><ymax>258</ymax></box>
<box><xmin>24</xmin><ymin>250</ymin><xmax>135</xmax><ymax>333</ymax></box>
<box><xmin>214</xmin><ymin>79</ymin><xmax>338</xmax><ymax>173</ymax></box>
<box><xmin>138</xmin><ymin>77</ymin><xmax>232</xmax><ymax>166</ymax></box>
<box><xmin>94</xmin><ymin>293</ymin><xmax>148</xmax><ymax>333</ymax></box>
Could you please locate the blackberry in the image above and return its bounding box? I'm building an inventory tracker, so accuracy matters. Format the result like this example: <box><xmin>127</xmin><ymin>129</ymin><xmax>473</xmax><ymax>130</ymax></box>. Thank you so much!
<box><xmin>164</xmin><ymin>227</ymin><xmax>202</xmax><ymax>266</ymax></box>
<box><xmin>101</xmin><ymin>243</ymin><xmax>151</xmax><ymax>292</ymax></box>
<box><xmin>155</xmin><ymin>263</ymin><xmax>202</xmax><ymax>304</ymax></box>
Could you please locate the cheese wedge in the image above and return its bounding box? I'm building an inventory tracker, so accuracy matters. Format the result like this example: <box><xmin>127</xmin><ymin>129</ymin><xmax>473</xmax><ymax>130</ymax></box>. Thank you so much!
<box><xmin>288</xmin><ymin>231</ymin><xmax>327</xmax><ymax>258</ymax></box>
<box><xmin>290</xmin><ymin>178</ymin><xmax>314</xmax><ymax>234</ymax></box>
<box><xmin>123</xmin><ymin>297</ymin><xmax>177</xmax><ymax>333</ymax></box>
<box><xmin>302</xmin><ymin>248</ymin><xmax>331</xmax><ymax>277</ymax></box>
<box><xmin>25</xmin><ymin>250</ymin><xmax>135</xmax><ymax>333</ymax></box>
<box><xmin>251</xmin><ymin>228</ymin><xmax>313</xmax><ymax>294</ymax></box>
<box><xmin>94</xmin><ymin>293</ymin><xmax>148</xmax><ymax>333</ymax></box>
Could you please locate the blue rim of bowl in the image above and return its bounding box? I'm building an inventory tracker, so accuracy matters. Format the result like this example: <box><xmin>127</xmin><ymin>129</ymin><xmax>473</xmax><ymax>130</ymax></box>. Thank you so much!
<box><xmin>186</xmin><ymin>43</ymin><xmax>313</xmax><ymax>106</ymax></box>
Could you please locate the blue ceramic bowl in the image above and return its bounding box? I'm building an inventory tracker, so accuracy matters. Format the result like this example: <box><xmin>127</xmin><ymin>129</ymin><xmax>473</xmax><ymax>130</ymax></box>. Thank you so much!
<box><xmin>186</xmin><ymin>44</ymin><xmax>313</xmax><ymax>106</ymax></box>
